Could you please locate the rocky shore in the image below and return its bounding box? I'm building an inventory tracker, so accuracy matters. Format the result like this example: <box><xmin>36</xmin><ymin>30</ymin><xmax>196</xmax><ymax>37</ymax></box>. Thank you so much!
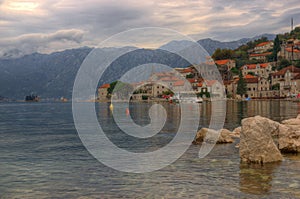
<box><xmin>192</xmin><ymin>114</ymin><xmax>300</xmax><ymax>164</ymax></box>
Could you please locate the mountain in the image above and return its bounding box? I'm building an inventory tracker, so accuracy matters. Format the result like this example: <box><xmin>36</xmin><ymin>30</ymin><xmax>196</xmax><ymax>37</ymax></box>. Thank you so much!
<box><xmin>0</xmin><ymin>34</ymin><xmax>276</xmax><ymax>99</ymax></box>
<box><xmin>0</xmin><ymin>47</ymin><xmax>191</xmax><ymax>99</ymax></box>
<box><xmin>197</xmin><ymin>34</ymin><xmax>276</xmax><ymax>55</ymax></box>
<box><xmin>0</xmin><ymin>47</ymin><xmax>92</xmax><ymax>100</ymax></box>
<box><xmin>160</xmin><ymin>34</ymin><xmax>276</xmax><ymax>55</ymax></box>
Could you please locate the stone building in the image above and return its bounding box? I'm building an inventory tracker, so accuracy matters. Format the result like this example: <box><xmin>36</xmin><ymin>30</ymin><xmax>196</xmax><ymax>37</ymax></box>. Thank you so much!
<box><xmin>278</xmin><ymin>47</ymin><xmax>300</xmax><ymax>61</ymax></box>
<box><xmin>249</xmin><ymin>52</ymin><xmax>272</xmax><ymax>62</ymax></box>
<box><xmin>241</xmin><ymin>63</ymin><xmax>273</xmax><ymax>78</ymax></box>
<box><xmin>97</xmin><ymin>83</ymin><xmax>110</xmax><ymax>100</ymax></box>
<box><xmin>215</xmin><ymin>59</ymin><xmax>236</xmax><ymax>81</ymax></box>
<box><xmin>271</xmin><ymin>65</ymin><xmax>300</xmax><ymax>97</ymax></box>
<box><xmin>254</xmin><ymin>41</ymin><xmax>274</xmax><ymax>54</ymax></box>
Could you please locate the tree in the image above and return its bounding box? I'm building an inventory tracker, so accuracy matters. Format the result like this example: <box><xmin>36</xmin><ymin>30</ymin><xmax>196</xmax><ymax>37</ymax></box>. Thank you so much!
<box><xmin>162</xmin><ymin>90</ymin><xmax>174</xmax><ymax>96</ymax></box>
<box><xmin>230</xmin><ymin>67</ymin><xmax>239</xmax><ymax>75</ymax></box>
<box><xmin>272</xmin><ymin>35</ymin><xmax>281</xmax><ymax>62</ymax></box>
<box><xmin>294</xmin><ymin>60</ymin><xmax>300</xmax><ymax>68</ymax></box>
<box><xmin>247</xmin><ymin>71</ymin><xmax>255</xmax><ymax>76</ymax></box>
<box><xmin>272</xmin><ymin>83</ymin><xmax>280</xmax><ymax>90</ymax></box>
<box><xmin>186</xmin><ymin>74</ymin><xmax>194</xmax><ymax>78</ymax></box>
<box><xmin>237</xmin><ymin>72</ymin><xmax>247</xmax><ymax>97</ymax></box>
<box><xmin>212</xmin><ymin>48</ymin><xmax>234</xmax><ymax>60</ymax></box>
<box><xmin>278</xmin><ymin>59</ymin><xmax>291</xmax><ymax>70</ymax></box>
<box><xmin>107</xmin><ymin>81</ymin><xmax>133</xmax><ymax>99</ymax></box>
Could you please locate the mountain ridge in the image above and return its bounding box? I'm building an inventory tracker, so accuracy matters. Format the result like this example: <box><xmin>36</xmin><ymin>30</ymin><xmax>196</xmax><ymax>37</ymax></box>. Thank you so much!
<box><xmin>0</xmin><ymin>34</ymin><xmax>276</xmax><ymax>99</ymax></box>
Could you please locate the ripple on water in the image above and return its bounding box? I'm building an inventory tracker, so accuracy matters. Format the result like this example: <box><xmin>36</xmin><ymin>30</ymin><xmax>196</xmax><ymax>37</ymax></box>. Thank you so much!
<box><xmin>1</xmin><ymin>101</ymin><xmax>300</xmax><ymax>198</ymax></box>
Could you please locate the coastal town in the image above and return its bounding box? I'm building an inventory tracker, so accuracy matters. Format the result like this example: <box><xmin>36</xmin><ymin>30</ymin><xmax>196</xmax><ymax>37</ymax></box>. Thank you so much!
<box><xmin>98</xmin><ymin>27</ymin><xmax>300</xmax><ymax>101</ymax></box>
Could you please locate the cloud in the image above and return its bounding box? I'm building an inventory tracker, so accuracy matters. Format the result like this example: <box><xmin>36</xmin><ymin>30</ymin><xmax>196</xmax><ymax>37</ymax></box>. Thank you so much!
<box><xmin>0</xmin><ymin>0</ymin><xmax>300</xmax><ymax>56</ymax></box>
<box><xmin>0</xmin><ymin>29</ymin><xmax>85</xmax><ymax>58</ymax></box>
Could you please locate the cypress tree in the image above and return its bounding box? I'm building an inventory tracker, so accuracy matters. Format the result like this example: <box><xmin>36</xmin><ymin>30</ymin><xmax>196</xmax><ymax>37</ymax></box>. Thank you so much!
<box><xmin>273</xmin><ymin>35</ymin><xmax>281</xmax><ymax>62</ymax></box>
<box><xmin>237</xmin><ymin>72</ymin><xmax>247</xmax><ymax>98</ymax></box>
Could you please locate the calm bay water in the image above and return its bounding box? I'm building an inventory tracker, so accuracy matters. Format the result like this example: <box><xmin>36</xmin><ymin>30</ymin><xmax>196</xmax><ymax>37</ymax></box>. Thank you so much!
<box><xmin>1</xmin><ymin>100</ymin><xmax>300</xmax><ymax>198</ymax></box>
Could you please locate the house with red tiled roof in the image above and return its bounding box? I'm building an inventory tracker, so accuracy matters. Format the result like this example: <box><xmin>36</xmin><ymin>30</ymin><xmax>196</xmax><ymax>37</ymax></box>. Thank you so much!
<box><xmin>241</xmin><ymin>63</ymin><xmax>273</xmax><ymax>78</ymax></box>
<box><xmin>278</xmin><ymin>47</ymin><xmax>300</xmax><ymax>61</ymax></box>
<box><xmin>278</xmin><ymin>38</ymin><xmax>300</xmax><ymax>61</ymax></box>
<box><xmin>272</xmin><ymin>66</ymin><xmax>300</xmax><ymax>97</ymax></box>
<box><xmin>200</xmin><ymin>80</ymin><xmax>224</xmax><ymax>98</ymax></box>
<box><xmin>254</xmin><ymin>41</ymin><xmax>274</xmax><ymax>54</ymax></box>
<box><xmin>98</xmin><ymin>84</ymin><xmax>110</xmax><ymax>100</ymax></box>
<box><xmin>214</xmin><ymin>59</ymin><xmax>236</xmax><ymax>81</ymax></box>
<box><xmin>214</xmin><ymin>59</ymin><xmax>236</xmax><ymax>69</ymax></box>
<box><xmin>244</xmin><ymin>74</ymin><xmax>271</xmax><ymax>98</ymax></box>
<box><xmin>249</xmin><ymin>52</ymin><xmax>272</xmax><ymax>62</ymax></box>
<box><xmin>174</xmin><ymin>66</ymin><xmax>198</xmax><ymax>78</ymax></box>
<box><xmin>244</xmin><ymin>75</ymin><xmax>259</xmax><ymax>98</ymax></box>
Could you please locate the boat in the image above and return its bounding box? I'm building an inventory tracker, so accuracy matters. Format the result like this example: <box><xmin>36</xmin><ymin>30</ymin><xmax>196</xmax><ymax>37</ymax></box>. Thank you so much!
<box><xmin>25</xmin><ymin>94</ymin><xmax>40</xmax><ymax>102</ymax></box>
<box><xmin>60</xmin><ymin>97</ymin><xmax>68</xmax><ymax>102</ymax></box>
<box><xmin>173</xmin><ymin>92</ymin><xmax>203</xmax><ymax>103</ymax></box>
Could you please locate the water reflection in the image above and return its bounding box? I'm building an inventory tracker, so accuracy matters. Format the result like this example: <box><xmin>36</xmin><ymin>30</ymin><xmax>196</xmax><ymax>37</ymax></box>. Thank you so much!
<box><xmin>239</xmin><ymin>162</ymin><xmax>281</xmax><ymax>195</ymax></box>
<box><xmin>199</xmin><ymin>101</ymin><xmax>299</xmax><ymax>132</ymax></box>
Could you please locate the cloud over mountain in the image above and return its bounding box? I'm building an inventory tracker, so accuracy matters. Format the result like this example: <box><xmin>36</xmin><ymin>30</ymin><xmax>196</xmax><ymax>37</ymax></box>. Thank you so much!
<box><xmin>0</xmin><ymin>29</ymin><xmax>85</xmax><ymax>58</ymax></box>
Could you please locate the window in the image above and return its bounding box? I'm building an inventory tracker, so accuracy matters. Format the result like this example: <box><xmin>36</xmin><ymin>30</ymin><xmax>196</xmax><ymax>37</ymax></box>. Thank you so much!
<box><xmin>253</xmin><ymin>88</ymin><xmax>256</xmax><ymax>91</ymax></box>
<box><xmin>248</xmin><ymin>88</ymin><xmax>251</xmax><ymax>91</ymax></box>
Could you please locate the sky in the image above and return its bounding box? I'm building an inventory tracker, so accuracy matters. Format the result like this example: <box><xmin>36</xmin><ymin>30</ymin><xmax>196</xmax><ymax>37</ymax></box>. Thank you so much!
<box><xmin>0</xmin><ymin>0</ymin><xmax>300</xmax><ymax>57</ymax></box>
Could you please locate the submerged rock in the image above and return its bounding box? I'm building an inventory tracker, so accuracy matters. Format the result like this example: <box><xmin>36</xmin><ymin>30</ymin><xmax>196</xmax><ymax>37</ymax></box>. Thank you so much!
<box><xmin>218</xmin><ymin>129</ymin><xmax>235</xmax><ymax>143</ymax></box>
<box><xmin>232</xmin><ymin>126</ymin><xmax>241</xmax><ymax>138</ymax></box>
<box><xmin>192</xmin><ymin>128</ymin><xmax>234</xmax><ymax>145</ymax></box>
<box><xmin>239</xmin><ymin>116</ymin><xmax>283</xmax><ymax>164</ymax></box>
<box><xmin>279</xmin><ymin>114</ymin><xmax>300</xmax><ymax>153</ymax></box>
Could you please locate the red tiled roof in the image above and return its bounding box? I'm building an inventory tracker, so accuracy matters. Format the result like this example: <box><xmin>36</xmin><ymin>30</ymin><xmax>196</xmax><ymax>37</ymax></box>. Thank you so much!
<box><xmin>249</xmin><ymin>52</ymin><xmax>272</xmax><ymax>57</ymax></box>
<box><xmin>205</xmin><ymin>80</ymin><xmax>218</xmax><ymax>86</ymax></box>
<box><xmin>99</xmin><ymin>83</ymin><xmax>110</xmax><ymax>89</ymax></box>
<box><xmin>187</xmin><ymin>78</ymin><xmax>198</xmax><ymax>83</ymax></box>
<box><xmin>215</xmin><ymin>59</ymin><xmax>230</xmax><ymax>65</ymax></box>
<box><xmin>173</xmin><ymin>80</ymin><xmax>185</xmax><ymax>86</ymax></box>
<box><xmin>285</xmin><ymin>47</ymin><xmax>300</xmax><ymax>53</ymax></box>
<box><xmin>245</xmin><ymin>77</ymin><xmax>258</xmax><ymax>83</ymax></box>
<box><xmin>244</xmin><ymin>74</ymin><xmax>256</xmax><ymax>79</ymax></box>
<box><xmin>260</xmin><ymin>63</ymin><xmax>270</xmax><ymax>68</ymax></box>
<box><xmin>256</xmin><ymin>41</ymin><xmax>272</xmax><ymax>47</ymax></box>
<box><xmin>293</xmin><ymin>73</ymin><xmax>300</xmax><ymax>80</ymax></box>
<box><xmin>243</xmin><ymin>63</ymin><xmax>270</xmax><ymax>70</ymax></box>
<box><xmin>160</xmin><ymin>76</ymin><xmax>180</xmax><ymax>82</ymax></box>
<box><xmin>182</xmin><ymin>68</ymin><xmax>193</xmax><ymax>73</ymax></box>
<box><xmin>272</xmin><ymin>65</ymin><xmax>300</xmax><ymax>76</ymax></box>
<box><xmin>197</xmin><ymin>82</ymin><xmax>203</xmax><ymax>87</ymax></box>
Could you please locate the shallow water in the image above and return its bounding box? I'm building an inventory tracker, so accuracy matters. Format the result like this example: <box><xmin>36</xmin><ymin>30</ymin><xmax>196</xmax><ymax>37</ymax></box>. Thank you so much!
<box><xmin>1</xmin><ymin>100</ymin><xmax>300</xmax><ymax>198</ymax></box>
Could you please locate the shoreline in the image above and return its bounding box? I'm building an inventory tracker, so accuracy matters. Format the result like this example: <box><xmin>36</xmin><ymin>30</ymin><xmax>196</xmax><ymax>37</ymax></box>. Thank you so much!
<box><xmin>1</xmin><ymin>97</ymin><xmax>300</xmax><ymax>103</ymax></box>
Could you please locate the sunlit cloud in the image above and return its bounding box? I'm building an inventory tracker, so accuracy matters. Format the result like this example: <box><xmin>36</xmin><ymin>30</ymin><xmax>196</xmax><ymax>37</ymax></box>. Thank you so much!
<box><xmin>6</xmin><ymin>1</ymin><xmax>38</xmax><ymax>11</ymax></box>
